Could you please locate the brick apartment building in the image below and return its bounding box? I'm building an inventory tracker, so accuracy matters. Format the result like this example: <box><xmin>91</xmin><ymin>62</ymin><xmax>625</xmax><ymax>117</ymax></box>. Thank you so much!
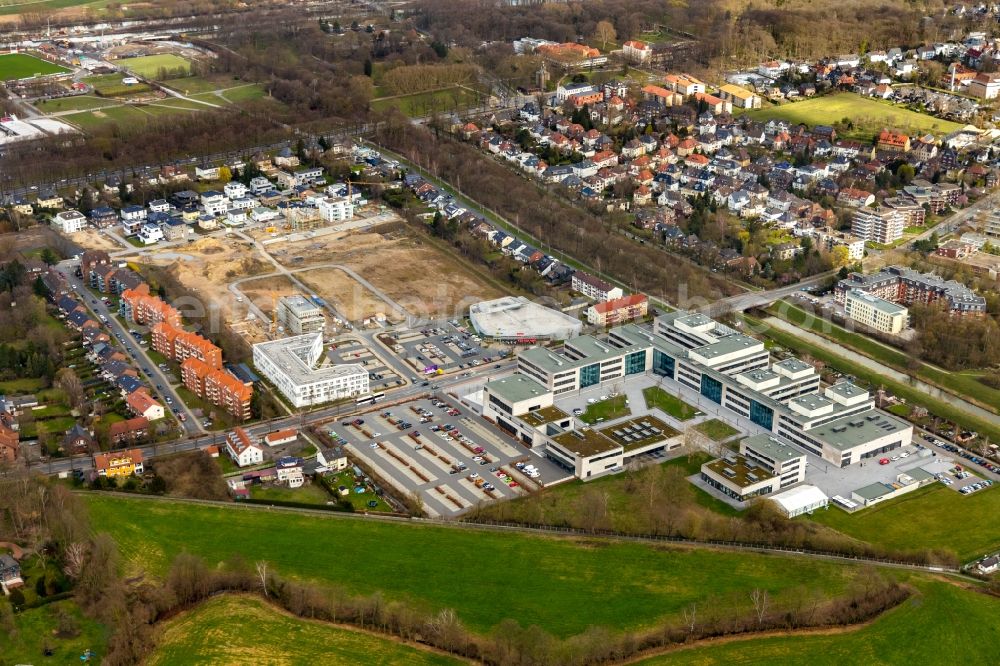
<box><xmin>835</xmin><ymin>265</ymin><xmax>986</xmax><ymax>316</ymax></box>
<box><xmin>119</xmin><ymin>284</ymin><xmax>182</xmax><ymax>328</ymax></box>
<box><xmin>181</xmin><ymin>357</ymin><xmax>253</xmax><ymax>420</ymax></box>
<box><xmin>151</xmin><ymin>322</ymin><xmax>222</xmax><ymax>368</ymax></box>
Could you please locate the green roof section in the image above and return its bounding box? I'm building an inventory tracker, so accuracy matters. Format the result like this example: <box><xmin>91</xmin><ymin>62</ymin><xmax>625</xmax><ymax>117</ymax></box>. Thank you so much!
<box><xmin>520</xmin><ymin>405</ymin><xmax>569</xmax><ymax>427</ymax></box>
<box><xmin>551</xmin><ymin>427</ymin><xmax>619</xmax><ymax>457</ymax></box>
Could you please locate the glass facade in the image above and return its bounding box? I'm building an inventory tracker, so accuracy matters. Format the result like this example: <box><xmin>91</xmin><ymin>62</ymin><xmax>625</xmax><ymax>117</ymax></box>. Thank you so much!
<box><xmin>579</xmin><ymin>363</ymin><xmax>600</xmax><ymax>388</ymax></box>
<box><xmin>652</xmin><ymin>349</ymin><xmax>675</xmax><ymax>378</ymax></box>
<box><xmin>749</xmin><ymin>399</ymin><xmax>774</xmax><ymax>430</ymax></box>
<box><xmin>700</xmin><ymin>374</ymin><xmax>723</xmax><ymax>404</ymax></box>
<box><xmin>625</xmin><ymin>351</ymin><xmax>646</xmax><ymax>376</ymax></box>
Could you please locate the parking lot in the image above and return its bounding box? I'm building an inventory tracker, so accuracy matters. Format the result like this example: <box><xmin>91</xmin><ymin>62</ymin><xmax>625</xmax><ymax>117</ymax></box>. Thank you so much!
<box><xmin>327</xmin><ymin>337</ymin><xmax>403</xmax><ymax>392</ymax></box>
<box><xmin>380</xmin><ymin>320</ymin><xmax>509</xmax><ymax>380</ymax></box>
<box><xmin>332</xmin><ymin>393</ymin><xmax>551</xmax><ymax>517</ymax></box>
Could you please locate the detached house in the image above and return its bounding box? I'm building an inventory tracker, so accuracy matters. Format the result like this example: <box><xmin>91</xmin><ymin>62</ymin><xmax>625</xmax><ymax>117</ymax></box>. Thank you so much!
<box><xmin>94</xmin><ymin>449</ymin><xmax>145</xmax><ymax>478</ymax></box>
<box><xmin>227</xmin><ymin>427</ymin><xmax>264</xmax><ymax>467</ymax></box>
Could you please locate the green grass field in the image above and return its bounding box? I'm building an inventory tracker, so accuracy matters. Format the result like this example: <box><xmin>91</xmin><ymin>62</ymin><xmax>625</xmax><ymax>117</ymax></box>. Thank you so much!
<box><xmin>62</xmin><ymin>105</ymin><xmax>153</xmax><ymax>130</ymax></box>
<box><xmin>0</xmin><ymin>376</ymin><xmax>46</xmax><ymax>393</ymax></box>
<box><xmin>83</xmin><ymin>73</ymin><xmax>152</xmax><ymax>98</ymax></box>
<box><xmin>643</xmin><ymin>386</ymin><xmax>699</xmax><ymax>420</ymax></box>
<box><xmin>694</xmin><ymin>419</ymin><xmax>740</xmax><ymax>442</ymax></box>
<box><xmin>149</xmin><ymin>595</ymin><xmax>462</xmax><ymax>666</ymax></box>
<box><xmin>113</xmin><ymin>54</ymin><xmax>191</xmax><ymax>79</ymax></box>
<box><xmin>635</xmin><ymin>580</ymin><xmax>1000</xmax><ymax>666</ymax></box>
<box><xmin>806</xmin><ymin>483</ymin><xmax>1000</xmax><ymax>562</ymax></box>
<box><xmin>743</xmin><ymin>314</ymin><xmax>1000</xmax><ymax>443</ymax></box>
<box><xmin>34</xmin><ymin>95</ymin><xmax>114</xmax><ymax>113</ymax></box>
<box><xmin>0</xmin><ymin>52</ymin><xmax>69</xmax><ymax>80</ymax></box>
<box><xmin>0</xmin><ymin>600</ymin><xmax>107</xmax><ymax>664</ymax></box>
<box><xmin>746</xmin><ymin>93</ymin><xmax>963</xmax><ymax>140</ymax></box>
<box><xmin>221</xmin><ymin>83</ymin><xmax>265</xmax><ymax>103</ymax></box>
<box><xmin>580</xmin><ymin>394</ymin><xmax>631</xmax><ymax>424</ymax></box>
<box><xmin>372</xmin><ymin>86</ymin><xmax>483</xmax><ymax>117</ymax></box>
<box><xmin>86</xmin><ymin>495</ymin><xmax>864</xmax><ymax>637</ymax></box>
<box><xmin>768</xmin><ymin>301</ymin><xmax>1000</xmax><ymax>416</ymax></box>
<box><xmin>250</xmin><ymin>480</ymin><xmax>333</xmax><ymax>505</ymax></box>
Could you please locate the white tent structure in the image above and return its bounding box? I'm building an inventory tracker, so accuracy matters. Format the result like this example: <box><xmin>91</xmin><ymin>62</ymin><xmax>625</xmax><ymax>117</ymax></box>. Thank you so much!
<box><xmin>769</xmin><ymin>484</ymin><xmax>829</xmax><ymax>518</ymax></box>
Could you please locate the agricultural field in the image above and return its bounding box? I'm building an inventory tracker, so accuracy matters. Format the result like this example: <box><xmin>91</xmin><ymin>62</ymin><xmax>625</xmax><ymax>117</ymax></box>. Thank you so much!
<box><xmin>636</xmin><ymin>580</ymin><xmax>1000</xmax><ymax>666</ymax></box>
<box><xmin>149</xmin><ymin>595</ymin><xmax>462</xmax><ymax>666</ymax></box>
<box><xmin>745</xmin><ymin>93</ymin><xmax>962</xmax><ymax>140</ymax></box>
<box><xmin>372</xmin><ymin>86</ymin><xmax>483</xmax><ymax>117</ymax></box>
<box><xmin>0</xmin><ymin>52</ymin><xmax>69</xmax><ymax>80</ymax></box>
<box><xmin>113</xmin><ymin>54</ymin><xmax>191</xmax><ymax>78</ymax></box>
<box><xmin>86</xmin><ymin>495</ymin><xmax>867</xmax><ymax>638</ymax></box>
<box><xmin>806</xmin><ymin>483</ymin><xmax>1000</xmax><ymax>562</ymax></box>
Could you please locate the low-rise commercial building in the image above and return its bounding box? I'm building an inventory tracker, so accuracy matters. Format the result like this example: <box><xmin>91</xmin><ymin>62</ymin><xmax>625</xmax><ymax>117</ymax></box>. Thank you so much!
<box><xmin>252</xmin><ymin>332</ymin><xmax>369</xmax><ymax>408</ymax></box>
<box><xmin>700</xmin><ymin>434</ymin><xmax>807</xmax><ymax>501</ymax></box>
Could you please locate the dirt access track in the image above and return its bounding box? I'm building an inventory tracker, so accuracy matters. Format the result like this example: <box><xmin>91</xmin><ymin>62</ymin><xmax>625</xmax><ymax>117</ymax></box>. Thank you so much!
<box><xmin>263</xmin><ymin>223</ymin><xmax>508</xmax><ymax>322</ymax></box>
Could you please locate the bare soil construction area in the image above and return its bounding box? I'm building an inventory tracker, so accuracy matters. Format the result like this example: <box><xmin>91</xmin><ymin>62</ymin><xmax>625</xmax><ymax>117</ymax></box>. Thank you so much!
<box><xmin>296</xmin><ymin>267</ymin><xmax>400</xmax><ymax>323</ymax></box>
<box><xmin>143</xmin><ymin>236</ymin><xmax>270</xmax><ymax>317</ymax></box>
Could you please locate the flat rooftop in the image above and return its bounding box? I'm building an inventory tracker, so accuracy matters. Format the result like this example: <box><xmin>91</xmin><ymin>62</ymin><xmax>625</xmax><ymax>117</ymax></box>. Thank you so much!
<box><xmin>704</xmin><ymin>454</ymin><xmax>778</xmax><ymax>488</ymax></box>
<box><xmin>790</xmin><ymin>393</ymin><xmax>834</xmax><ymax>412</ymax></box>
<box><xmin>470</xmin><ymin>296</ymin><xmax>583</xmax><ymax>339</ymax></box>
<box><xmin>846</xmin><ymin>289</ymin><xmax>908</xmax><ymax>316</ymax></box>
<box><xmin>774</xmin><ymin>357</ymin><xmax>813</xmax><ymax>374</ymax></box>
<box><xmin>551</xmin><ymin>427</ymin><xmax>619</xmax><ymax>457</ymax></box>
<box><xmin>827</xmin><ymin>381</ymin><xmax>869</xmax><ymax>400</ymax></box>
<box><xmin>485</xmin><ymin>374</ymin><xmax>549</xmax><ymax>404</ymax></box>
<box><xmin>690</xmin><ymin>334</ymin><xmax>762</xmax><ymax>361</ymax></box>
<box><xmin>253</xmin><ymin>333</ymin><xmax>365</xmax><ymax>386</ymax></box>
<box><xmin>599</xmin><ymin>416</ymin><xmax>680</xmax><ymax>451</ymax></box>
<box><xmin>521</xmin><ymin>405</ymin><xmax>569</xmax><ymax>427</ymax></box>
<box><xmin>854</xmin><ymin>481</ymin><xmax>893</xmax><ymax>501</ymax></box>
<box><xmin>810</xmin><ymin>410</ymin><xmax>911</xmax><ymax>451</ymax></box>
<box><xmin>281</xmin><ymin>294</ymin><xmax>323</xmax><ymax>316</ymax></box>
<box><xmin>741</xmin><ymin>433</ymin><xmax>803</xmax><ymax>463</ymax></box>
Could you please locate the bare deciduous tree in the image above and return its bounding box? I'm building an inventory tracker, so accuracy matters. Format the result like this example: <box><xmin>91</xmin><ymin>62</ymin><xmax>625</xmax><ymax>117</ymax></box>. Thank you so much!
<box><xmin>750</xmin><ymin>588</ymin><xmax>769</xmax><ymax>626</ymax></box>
<box><xmin>255</xmin><ymin>560</ymin><xmax>269</xmax><ymax>597</ymax></box>
<box><xmin>594</xmin><ymin>20</ymin><xmax>617</xmax><ymax>49</ymax></box>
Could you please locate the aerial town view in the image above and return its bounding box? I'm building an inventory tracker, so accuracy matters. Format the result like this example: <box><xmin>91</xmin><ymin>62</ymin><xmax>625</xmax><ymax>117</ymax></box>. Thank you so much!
<box><xmin>2</xmin><ymin>0</ymin><xmax>1000</xmax><ymax>663</ymax></box>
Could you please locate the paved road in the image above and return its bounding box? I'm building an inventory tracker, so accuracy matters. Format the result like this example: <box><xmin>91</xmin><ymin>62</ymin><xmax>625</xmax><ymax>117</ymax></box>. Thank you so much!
<box><xmin>58</xmin><ymin>261</ymin><xmax>204</xmax><ymax>436</ymax></box>
<box><xmin>703</xmin><ymin>271</ymin><xmax>836</xmax><ymax>315</ymax></box>
<box><xmin>26</xmin><ymin>358</ymin><xmax>514</xmax><ymax>478</ymax></box>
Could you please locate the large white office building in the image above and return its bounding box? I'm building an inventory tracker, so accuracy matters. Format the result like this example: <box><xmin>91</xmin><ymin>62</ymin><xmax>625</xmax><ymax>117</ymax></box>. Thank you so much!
<box><xmin>489</xmin><ymin>311</ymin><xmax>911</xmax><ymax>474</ymax></box>
<box><xmin>252</xmin><ymin>332</ymin><xmax>368</xmax><ymax>407</ymax></box>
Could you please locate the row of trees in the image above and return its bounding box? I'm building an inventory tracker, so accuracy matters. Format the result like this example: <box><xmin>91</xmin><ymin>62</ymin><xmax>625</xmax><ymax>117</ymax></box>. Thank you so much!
<box><xmin>95</xmin><ymin>537</ymin><xmax>912</xmax><ymax>666</ymax></box>
<box><xmin>375</xmin><ymin>118</ymin><xmax>738</xmax><ymax>306</ymax></box>
<box><xmin>468</xmin><ymin>453</ymin><xmax>960</xmax><ymax>567</ymax></box>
